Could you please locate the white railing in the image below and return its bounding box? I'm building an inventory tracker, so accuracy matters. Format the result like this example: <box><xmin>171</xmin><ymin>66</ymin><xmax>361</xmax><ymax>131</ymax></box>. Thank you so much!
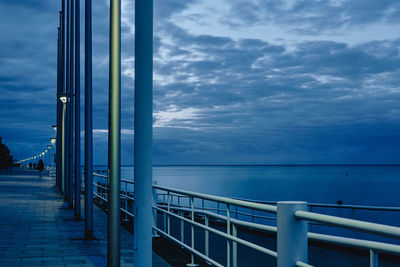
<box><xmin>91</xmin><ymin>172</ymin><xmax>400</xmax><ymax>267</ymax></box>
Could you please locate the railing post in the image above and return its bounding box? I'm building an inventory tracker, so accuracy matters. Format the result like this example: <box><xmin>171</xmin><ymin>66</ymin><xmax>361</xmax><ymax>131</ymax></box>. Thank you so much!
<box><xmin>186</xmin><ymin>196</ymin><xmax>198</xmax><ymax>267</ymax></box>
<box><xmin>205</xmin><ymin>214</ymin><xmax>209</xmax><ymax>257</ymax></box>
<box><xmin>167</xmin><ymin>192</ymin><xmax>171</xmax><ymax>235</ymax></box>
<box><xmin>180</xmin><ymin>211</ymin><xmax>184</xmax><ymax>243</ymax></box>
<box><xmin>370</xmin><ymin>249</ymin><xmax>378</xmax><ymax>267</ymax></box>
<box><xmin>152</xmin><ymin>182</ymin><xmax>158</xmax><ymax>237</ymax></box>
<box><xmin>226</xmin><ymin>204</ymin><xmax>231</xmax><ymax>267</ymax></box>
<box><xmin>123</xmin><ymin>182</ymin><xmax>128</xmax><ymax>221</ymax></box>
<box><xmin>277</xmin><ymin>201</ymin><xmax>308</xmax><ymax>267</ymax></box>
<box><xmin>232</xmin><ymin>223</ymin><xmax>237</xmax><ymax>267</ymax></box>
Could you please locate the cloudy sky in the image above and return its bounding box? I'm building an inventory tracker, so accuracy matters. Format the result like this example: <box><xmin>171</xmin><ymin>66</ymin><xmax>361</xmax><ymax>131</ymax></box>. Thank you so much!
<box><xmin>1</xmin><ymin>0</ymin><xmax>400</xmax><ymax>165</ymax></box>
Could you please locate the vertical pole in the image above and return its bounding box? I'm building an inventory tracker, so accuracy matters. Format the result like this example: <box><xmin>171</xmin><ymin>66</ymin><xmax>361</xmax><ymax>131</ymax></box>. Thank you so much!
<box><xmin>59</xmin><ymin>0</ymin><xmax>65</xmax><ymax>192</ymax></box>
<box><xmin>56</xmin><ymin>24</ymin><xmax>61</xmax><ymax>184</ymax></box>
<box><xmin>152</xmin><ymin>182</ymin><xmax>158</xmax><ymax>237</ymax></box>
<box><xmin>180</xmin><ymin>211</ymin><xmax>184</xmax><ymax>242</ymax></box>
<box><xmin>56</xmin><ymin>5</ymin><xmax>65</xmax><ymax>192</ymax></box>
<box><xmin>227</xmin><ymin>204</ymin><xmax>231</xmax><ymax>267</ymax></box>
<box><xmin>277</xmin><ymin>201</ymin><xmax>308</xmax><ymax>267</ymax></box>
<box><xmin>108</xmin><ymin>0</ymin><xmax>121</xmax><ymax>265</ymax></box>
<box><xmin>65</xmin><ymin>0</ymin><xmax>70</xmax><ymax>201</ymax></box>
<box><xmin>190</xmin><ymin>197</ymin><xmax>195</xmax><ymax>265</ymax></box>
<box><xmin>232</xmin><ymin>224</ymin><xmax>237</xmax><ymax>267</ymax></box>
<box><xmin>74</xmin><ymin>0</ymin><xmax>81</xmax><ymax>220</ymax></box>
<box><xmin>51</xmin><ymin>144</ymin><xmax>55</xmax><ymax>177</ymax></box>
<box><xmin>134</xmin><ymin>0</ymin><xmax>153</xmax><ymax>266</ymax></box>
<box><xmin>167</xmin><ymin>192</ymin><xmax>171</xmax><ymax>234</ymax></box>
<box><xmin>370</xmin><ymin>249</ymin><xmax>378</xmax><ymax>267</ymax></box>
<box><xmin>68</xmin><ymin>0</ymin><xmax>75</xmax><ymax>209</ymax></box>
<box><xmin>62</xmin><ymin>102</ymin><xmax>66</xmax><ymax>193</ymax></box>
<box><xmin>205</xmin><ymin>215</ymin><xmax>209</xmax><ymax>257</ymax></box>
<box><xmin>84</xmin><ymin>0</ymin><xmax>93</xmax><ymax>239</ymax></box>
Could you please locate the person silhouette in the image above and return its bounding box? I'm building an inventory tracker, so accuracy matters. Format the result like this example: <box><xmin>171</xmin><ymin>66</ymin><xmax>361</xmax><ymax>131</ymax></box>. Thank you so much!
<box><xmin>37</xmin><ymin>159</ymin><xmax>44</xmax><ymax>177</ymax></box>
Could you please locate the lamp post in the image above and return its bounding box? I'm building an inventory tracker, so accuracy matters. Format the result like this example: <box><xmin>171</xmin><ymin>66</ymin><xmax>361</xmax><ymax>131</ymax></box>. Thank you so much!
<box><xmin>60</xmin><ymin>95</ymin><xmax>67</xmax><ymax>194</ymax></box>
<box><xmin>50</xmin><ymin>139</ymin><xmax>56</xmax><ymax>176</ymax></box>
<box><xmin>74</xmin><ymin>0</ymin><xmax>81</xmax><ymax>220</ymax></box>
<box><xmin>45</xmin><ymin>149</ymin><xmax>49</xmax><ymax>169</ymax></box>
<box><xmin>108</xmin><ymin>0</ymin><xmax>121</xmax><ymax>265</ymax></box>
<box><xmin>59</xmin><ymin>0</ymin><xmax>65</xmax><ymax>193</ymax></box>
<box><xmin>85</xmin><ymin>0</ymin><xmax>94</xmax><ymax>239</ymax></box>
<box><xmin>52</xmin><ymin>126</ymin><xmax>57</xmax><ymax>181</ymax></box>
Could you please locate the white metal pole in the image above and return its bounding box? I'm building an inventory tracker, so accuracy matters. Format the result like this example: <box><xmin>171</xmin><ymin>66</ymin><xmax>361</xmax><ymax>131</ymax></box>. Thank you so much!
<box><xmin>133</xmin><ymin>0</ymin><xmax>153</xmax><ymax>265</ymax></box>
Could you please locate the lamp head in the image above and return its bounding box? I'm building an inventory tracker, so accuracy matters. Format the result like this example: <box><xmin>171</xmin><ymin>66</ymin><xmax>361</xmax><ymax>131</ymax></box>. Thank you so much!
<box><xmin>59</xmin><ymin>95</ymin><xmax>67</xmax><ymax>103</ymax></box>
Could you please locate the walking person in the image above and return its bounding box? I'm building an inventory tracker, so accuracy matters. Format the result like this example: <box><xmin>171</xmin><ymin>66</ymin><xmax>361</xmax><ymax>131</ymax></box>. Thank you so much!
<box><xmin>37</xmin><ymin>159</ymin><xmax>44</xmax><ymax>178</ymax></box>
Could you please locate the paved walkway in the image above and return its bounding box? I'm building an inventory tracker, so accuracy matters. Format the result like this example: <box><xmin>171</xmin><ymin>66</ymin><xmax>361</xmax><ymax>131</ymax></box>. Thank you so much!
<box><xmin>0</xmin><ymin>168</ymin><xmax>170</xmax><ymax>266</ymax></box>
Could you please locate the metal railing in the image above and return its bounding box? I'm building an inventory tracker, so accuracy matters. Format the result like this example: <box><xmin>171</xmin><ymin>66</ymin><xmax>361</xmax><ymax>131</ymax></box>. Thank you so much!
<box><xmin>91</xmin><ymin>172</ymin><xmax>400</xmax><ymax>267</ymax></box>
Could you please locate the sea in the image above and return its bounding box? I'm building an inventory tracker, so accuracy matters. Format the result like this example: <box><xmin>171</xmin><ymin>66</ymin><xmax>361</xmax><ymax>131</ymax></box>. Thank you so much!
<box><xmin>94</xmin><ymin>164</ymin><xmax>400</xmax><ymax>206</ymax></box>
<box><xmin>93</xmin><ymin>164</ymin><xmax>400</xmax><ymax>263</ymax></box>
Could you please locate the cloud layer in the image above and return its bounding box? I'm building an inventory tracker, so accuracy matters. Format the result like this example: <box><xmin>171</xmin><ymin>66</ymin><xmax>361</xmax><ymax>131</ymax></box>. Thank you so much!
<box><xmin>1</xmin><ymin>0</ymin><xmax>399</xmax><ymax>164</ymax></box>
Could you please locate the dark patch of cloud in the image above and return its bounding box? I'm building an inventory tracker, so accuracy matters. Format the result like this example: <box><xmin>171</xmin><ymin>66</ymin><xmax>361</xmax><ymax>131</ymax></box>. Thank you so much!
<box><xmin>225</xmin><ymin>0</ymin><xmax>400</xmax><ymax>34</ymax></box>
<box><xmin>2</xmin><ymin>0</ymin><xmax>400</xmax><ymax>165</ymax></box>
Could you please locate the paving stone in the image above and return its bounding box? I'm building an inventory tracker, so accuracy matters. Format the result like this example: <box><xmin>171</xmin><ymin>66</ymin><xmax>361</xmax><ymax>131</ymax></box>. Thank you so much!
<box><xmin>0</xmin><ymin>169</ymin><xmax>170</xmax><ymax>266</ymax></box>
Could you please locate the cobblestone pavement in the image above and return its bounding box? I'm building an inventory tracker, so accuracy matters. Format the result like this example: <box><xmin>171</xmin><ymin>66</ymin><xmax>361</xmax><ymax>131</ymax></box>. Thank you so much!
<box><xmin>0</xmin><ymin>168</ymin><xmax>170</xmax><ymax>266</ymax></box>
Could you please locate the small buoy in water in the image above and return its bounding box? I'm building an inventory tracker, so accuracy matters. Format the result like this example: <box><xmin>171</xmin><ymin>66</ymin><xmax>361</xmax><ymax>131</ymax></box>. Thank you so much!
<box><xmin>337</xmin><ymin>200</ymin><xmax>343</xmax><ymax>205</ymax></box>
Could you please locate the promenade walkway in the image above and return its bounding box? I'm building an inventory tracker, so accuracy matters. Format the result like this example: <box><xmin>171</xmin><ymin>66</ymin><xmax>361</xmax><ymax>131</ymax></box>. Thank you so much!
<box><xmin>0</xmin><ymin>168</ymin><xmax>170</xmax><ymax>266</ymax></box>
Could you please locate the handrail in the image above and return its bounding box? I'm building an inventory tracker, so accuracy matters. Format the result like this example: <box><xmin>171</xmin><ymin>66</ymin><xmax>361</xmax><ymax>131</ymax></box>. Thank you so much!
<box><xmin>154</xmin><ymin>185</ymin><xmax>277</xmax><ymax>214</ymax></box>
<box><xmin>308</xmin><ymin>232</ymin><xmax>400</xmax><ymax>256</ymax></box>
<box><xmin>233</xmin><ymin>197</ymin><xmax>400</xmax><ymax>212</ymax></box>
<box><xmin>295</xmin><ymin>210</ymin><xmax>400</xmax><ymax>239</ymax></box>
<box><xmin>162</xmin><ymin>204</ymin><xmax>400</xmax><ymax>257</ymax></box>
<box><xmin>162</xmin><ymin>205</ymin><xmax>278</xmax><ymax>233</ymax></box>
<box><xmin>94</xmin><ymin>173</ymin><xmax>400</xmax><ymax>213</ymax></box>
<box><xmin>93</xmin><ymin>173</ymin><xmax>107</xmax><ymax>178</ymax></box>
<box><xmin>90</xmin><ymin>171</ymin><xmax>400</xmax><ymax>266</ymax></box>
<box><xmin>93</xmin><ymin>173</ymin><xmax>277</xmax><ymax>213</ymax></box>
<box><xmin>154</xmin><ymin>206</ymin><xmax>278</xmax><ymax>258</ymax></box>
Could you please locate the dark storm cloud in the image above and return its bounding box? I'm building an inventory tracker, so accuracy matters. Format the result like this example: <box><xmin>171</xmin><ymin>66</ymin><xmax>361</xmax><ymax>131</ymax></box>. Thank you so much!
<box><xmin>151</xmin><ymin>19</ymin><xmax>400</xmax><ymax>163</ymax></box>
<box><xmin>0</xmin><ymin>0</ymin><xmax>60</xmax><ymax>158</ymax></box>
<box><xmin>1</xmin><ymin>0</ymin><xmax>399</xmax><ymax>164</ymax></box>
<box><xmin>225</xmin><ymin>0</ymin><xmax>400</xmax><ymax>34</ymax></box>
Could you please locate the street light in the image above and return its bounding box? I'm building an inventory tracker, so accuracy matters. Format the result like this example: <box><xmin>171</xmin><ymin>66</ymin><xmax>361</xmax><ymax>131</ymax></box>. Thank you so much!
<box><xmin>59</xmin><ymin>95</ymin><xmax>67</xmax><ymax>103</ymax></box>
<box><xmin>60</xmin><ymin>94</ymin><xmax>66</xmax><ymax>194</ymax></box>
<box><xmin>49</xmin><ymin>140</ymin><xmax>55</xmax><ymax>177</ymax></box>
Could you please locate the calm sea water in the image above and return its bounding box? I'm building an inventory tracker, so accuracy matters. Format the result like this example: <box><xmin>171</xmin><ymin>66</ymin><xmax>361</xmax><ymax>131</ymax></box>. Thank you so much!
<box><xmin>94</xmin><ymin>165</ymin><xmax>400</xmax><ymax>245</ymax></box>
<box><xmin>95</xmin><ymin>165</ymin><xmax>400</xmax><ymax>206</ymax></box>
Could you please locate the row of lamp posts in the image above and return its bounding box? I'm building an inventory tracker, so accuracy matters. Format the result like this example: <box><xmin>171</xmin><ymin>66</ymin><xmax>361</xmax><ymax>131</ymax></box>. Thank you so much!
<box><xmin>56</xmin><ymin>0</ymin><xmax>92</xmax><ymax>236</ymax></box>
<box><xmin>17</xmin><ymin>137</ymin><xmax>56</xmax><ymax>174</ymax></box>
<box><xmin>55</xmin><ymin>0</ymin><xmax>154</xmax><ymax>266</ymax></box>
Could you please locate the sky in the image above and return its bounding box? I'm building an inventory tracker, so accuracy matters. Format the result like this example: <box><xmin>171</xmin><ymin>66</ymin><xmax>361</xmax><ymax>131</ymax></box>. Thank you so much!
<box><xmin>1</xmin><ymin>0</ymin><xmax>400</xmax><ymax>165</ymax></box>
